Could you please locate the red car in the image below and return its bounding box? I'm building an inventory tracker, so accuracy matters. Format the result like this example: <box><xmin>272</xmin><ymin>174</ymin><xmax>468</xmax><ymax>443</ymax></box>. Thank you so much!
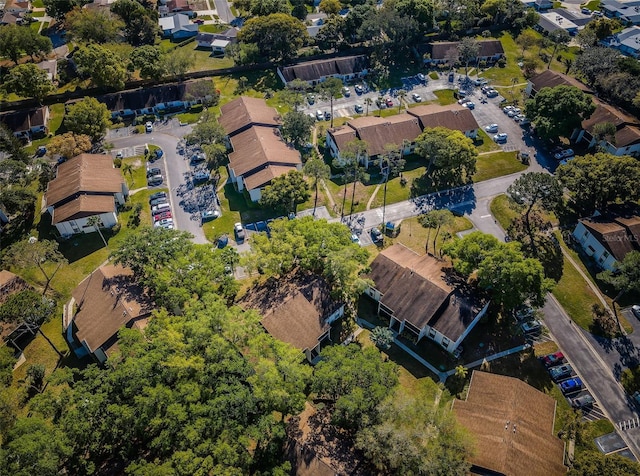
<box><xmin>385</xmin><ymin>97</ymin><xmax>394</xmax><ymax>107</ymax></box>
<box><xmin>540</xmin><ymin>351</ymin><xmax>564</xmax><ymax>368</ymax></box>
<box><xmin>154</xmin><ymin>211</ymin><xmax>172</xmax><ymax>222</ymax></box>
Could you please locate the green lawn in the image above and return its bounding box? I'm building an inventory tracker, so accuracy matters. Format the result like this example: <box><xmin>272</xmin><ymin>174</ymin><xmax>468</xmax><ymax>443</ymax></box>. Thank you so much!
<box><xmin>29</xmin><ymin>21</ymin><xmax>41</xmax><ymax>32</ymax></box>
<box><xmin>121</xmin><ymin>156</ymin><xmax>147</xmax><ymax>190</ymax></box>
<box><xmin>490</xmin><ymin>194</ymin><xmax>519</xmax><ymax>230</ymax></box>
<box><xmin>198</xmin><ymin>24</ymin><xmax>227</xmax><ymax>33</ymax></box>
<box><xmin>474</xmin><ymin>130</ymin><xmax>501</xmax><ymax>153</ymax></box>
<box><xmin>429</xmin><ymin>72</ymin><xmax>439</xmax><ymax>80</ymax></box>
<box><xmin>177</xmin><ymin>110</ymin><xmax>203</xmax><ymax>124</ymax></box>
<box><xmin>31</xmin><ymin>10</ymin><xmax>45</xmax><ymax>17</ymax></box>
<box><xmin>433</xmin><ymin>89</ymin><xmax>456</xmax><ymax>105</ymax></box>
<box><xmin>190</xmin><ymin>47</ymin><xmax>234</xmax><ymax>72</ymax></box>
<box><xmin>474</xmin><ymin>151</ymin><xmax>526</xmax><ymax>183</ymax></box>
<box><xmin>582</xmin><ymin>0</ymin><xmax>600</xmax><ymax>9</ymax></box>
<box><xmin>32</xmin><ymin>0</ymin><xmax>44</xmax><ymax>6</ymax></box>
<box><xmin>480</xmin><ymin>32</ymin><xmax>525</xmax><ymax>87</ymax></box>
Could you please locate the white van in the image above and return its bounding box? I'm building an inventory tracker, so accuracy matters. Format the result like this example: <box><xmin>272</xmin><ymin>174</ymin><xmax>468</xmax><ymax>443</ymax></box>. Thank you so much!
<box><xmin>152</xmin><ymin>203</ymin><xmax>171</xmax><ymax>215</ymax></box>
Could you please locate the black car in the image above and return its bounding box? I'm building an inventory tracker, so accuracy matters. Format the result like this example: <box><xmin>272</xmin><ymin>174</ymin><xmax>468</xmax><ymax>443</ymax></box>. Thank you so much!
<box><xmin>149</xmin><ymin>191</ymin><xmax>167</xmax><ymax>202</ymax></box>
<box><xmin>147</xmin><ymin>167</ymin><xmax>161</xmax><ymax>177</ymax></box>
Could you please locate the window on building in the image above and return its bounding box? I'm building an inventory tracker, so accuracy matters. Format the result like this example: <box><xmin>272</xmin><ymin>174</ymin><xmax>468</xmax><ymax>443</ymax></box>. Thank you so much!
<box><xmin>428</xmin><ymin>328</ymin><xmax>436</xmax><ymax>339</ymax></box>
<box><xmin>442</xmin><ymin>337</ymin><xmax>450</xmax><ymax>348</ymax></box>
<box><xmin>587</xmin><ymin>245</ymin><xmax>595</xmax><ymax>254</ymax></box>
<box><xmin>603</xmin><ymin>251</ymin><xmax>610</xmax><ymax>259</ymax></box>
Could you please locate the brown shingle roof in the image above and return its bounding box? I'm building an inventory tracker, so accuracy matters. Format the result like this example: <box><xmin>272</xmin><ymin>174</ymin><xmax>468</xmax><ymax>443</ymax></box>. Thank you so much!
<box><xmin>529</xmin><ymin>70</ymin><xmax>592</xmax><ymax>95</ymax></box>
<box><xmin>279</xmin><ymin>55</ymin><xmax>368</xmax><ymax>83</ymax></box>
<box><xmin>581</xmin><ymin>97</ymin><xmax>640</xmax><ymax>148</ymax></box>
<box><xmin>453</xmin><ymin>371</ymin><xmax>567</xmax><ymax>476</ymax></box>
<box><xmin>344</xmin><ymin>114</ymin><xmax>422</xmax><ymax>157</ymax></box>
<box><xmin>45</xmin><ymin>154</ymin><xmax>124</xmax><ymax>208</ymax></box>
<box><xmin>71</xmin><ymin>265</ymin><xmax>154</xmax><ymax>354</ymax></box>
<box><xmin>367</xmin><ymin>244</ymin><xmax>483</xmax><ymax>341</ymax></box>
<box><xmin>327</xmin><ymin>126</ymin><xmax>357</xmax><ymax>153</ymax></box>
<box><xmin>229</xmin><ymin>126</ymin><xmax>301</xmax><ymax>189</ymax></box>
<box><xmin>614</xmin><ymin>125</ymin><xmax>640</xmax><ymax>148</ymax></box>
<box><xmin>428</xmin><ymin>39</ymin><xmax>504</xmax><ymax>60</ymax></box>
<box><xmin>407</xmin><ymin>104</ymin><xmax>479</xmax><ymax>133</ymax></box>
<box><xmin>243</xmin><ymin>165</ymin><xmax>297</xmax><ymax>191</ymax></box>
<box><xmin>51</xmin><ymin>194</ymin><xmax>116</xmax><ymax>224</ymax></box>
<box><xmin>219</xmin><ymin>96</ymin><xmax>280</xmax><ymax>137</ymax></box>
<box><xmin>580</xmin><ymin>217</ymin><xmax>637</xmax><ymax>261</ymax></box>
<box><xmin>0</xmin><ymin>106</ymin><xmax>48</xmax><ymax>133</ymax></box>
<box><xmin>238</xmin><ymin>272</ymin><xmax>342</xmax><ymax>351</ymax></box>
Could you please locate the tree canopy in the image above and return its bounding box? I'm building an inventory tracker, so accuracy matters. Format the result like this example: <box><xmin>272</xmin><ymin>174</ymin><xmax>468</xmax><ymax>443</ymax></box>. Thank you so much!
<box><xmin>3</xmin><ymin>64</ymin><xmax>55</xmax><ymax>103</ymax></box>
<box><xmin>238</xmin><ymin>13</ymin><xmax>308</xmax><ymax>62</ymax></box>
<box><xmin>524</xmin><ymin>85</ymin><xmax>595</xmax><ymax>140</ymax></box>
<box><xmin>444</xmin><ymin>231</ymin><xmax>554</xmax><ymax>310</ymax></box>
<box><xmin>64</xmin><ymin>7</ymin><xmax>124</xmax><ymax>43</ymax></box>
<box><xmin>46</xmin><ymin>133</ymin><xmax>92</xmax><ymax>159</ymax></box>
<box><xmin>259</xmin><ymin>170</ymin><xmax>310</xmax><ymax>214</ymax></box>
<box><xmin>556</xmin><ymin>153</ymin><xmax>640</xmax><ymax>213</ymax></box>
<box><xmin>74</xmin><ymin>43</ymin><xmax>128</xmax><ymax>90</ymax></box>
<box><xmin>0</xmin><ymin>25</ymin><xmax>52</xmax><ymax>64</ymax></box>
<box><xmin>281</xmin><ymin>111</ymin><xmax>315</xmax><ymax>148</ymax></box>
<box><xmin>63</xmin><ymin>97</ymin><xmax>112</xmax><ymax>142</ymax></box>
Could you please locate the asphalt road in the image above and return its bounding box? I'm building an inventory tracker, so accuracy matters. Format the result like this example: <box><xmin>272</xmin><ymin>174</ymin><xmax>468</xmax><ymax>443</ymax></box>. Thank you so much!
<box><xmin>110</xmin><ymin>124</ymin><xmax>212</xmax><ymax>245</ymax></box>
<box><xmin>213</xmin><ymin>0</ymin><xmax>235</xmax><ymax>24</ymax></box>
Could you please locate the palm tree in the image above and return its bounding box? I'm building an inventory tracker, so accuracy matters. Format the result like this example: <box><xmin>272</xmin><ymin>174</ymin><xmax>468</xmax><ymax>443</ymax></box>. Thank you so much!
<box><xmin>121</xmin><ymin>163</ymin><xmax>134</xmax><ymax>186</ymax></box>
<box><xmin>87</xmin><ymin>216</ymin><xmax>108</xmax><ymax>248</ymax></box>
<box><xmin>380</xmin><ymin>143</ymin><xmax>406</xmax><ymax>233</ymax></box>
<box><xmin>455</xmin><ymin>365</ymin><xmax>468</xmax><ymax>379</ymax></box>
<box><xmin>303</xmin><ymin>157</ymin><xmax>331</xmax><ymax>216</ymax></box>
<box><xmin>364</xmin><ymin>97</ymin><xmax>373</xmax><ymax>117</ymax></box>
<box><xmin>397</xmin><ymin>89</ymin><xmax>407</xmax><ymax>113</ymax></box>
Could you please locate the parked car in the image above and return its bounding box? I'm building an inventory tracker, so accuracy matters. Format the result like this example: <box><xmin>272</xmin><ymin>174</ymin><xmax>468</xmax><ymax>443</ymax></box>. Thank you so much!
<box><xmin>581</xmin><ymin>7</ymin><xmax>591</xmax><ymax>14</ymax></box>
<box><xmin>316</xmin><ymin>110</ymin><xmax>324</xmax><ymax>121</ymax></box>
<box><xmin>560</xmin><ymin>377</ymin><xmax>583</xmax><ymax>394</ymax></box>
<box><xmin>385</xmin><ymin>97</ymin><xmax>394</xmax><ymax>107</ymax></box>
<box><xmin>342</xmin><ymin>86</ymin><xmax>350</xmax><ymax>97</ymax></box>
<box><xmin>519</xmin><ymin>117</ymin><xmax>531</xmax><ymax>127</ymax></box>
<box><xmin>149</xmin><ymin>191</ymin><xmax>167</xmax><ymax>202</ymax></box>
<box><xmin>549</xmin><ymin>364</ymin><xmax>573</xmax><ymax>381</ymax></box>
<box><xmin>507</xmin><ymin>108</ymin><xmax>520</xmax><ymax>117</ymax></box>
<box><xmin>458</xmin><ymin>97</ymin><xmax>470</xmax><ymax>105</ymax></box>
<box><xmin>513</xmin><ymin>114</ymin><xmax>526</xmax><ymax>122</ymax></box>
<box><xmin>201</xmin><ymin>210</ymin><xmax>220</xmax><ymax>222</ymax></box>
<box><xmin>572</xmin><ymin>394</ymin><xmax>595</xmax><ymax>408</ymax></box>
<box><xmin>632</xmin><ymin>305</ymin><xmax>640</xmax><ymax>319</ymax></box>
<box><xmin>464</xmin><ymin>102</ymin><xmax>475</xmax><ymax>110</ymax></box>
<box><xmin>412</xmin><ymin>93</ymin><xmax>423</xmax><ymax>102</ymax></box>
<box><xmin>486</xmin><ymin>89</ymin><xmax>499</xmax><ymax>98</ymax></box>
<box><xmin>234</xmin><ymin>222</ymin><xmax>245</xmax><ymax>242</ymax></box>
<box><xmin>371</xmin><ymin>227</ymin><xmax>383</xmax><ymax>243</ymax></box>
<box><xmin>351</xmin><ymin>233</ymin><xmax>360</xmax><ymax>244</ymax></box>
<box><xmin>190</xmin><ymin>153</ymin><xmax>205</xmax><ymax>165</ymax></box>
<box><xmin>493</xmin><ymin>133</ymin><xmax>508</xmax><ymax>143</ymax></box>
<box><xmin>417</xmin><ymin>73</ymin><xmax>426</xmax><ymax>82</ymax></box>
<box><xmin>485</xmin><ymin>123</ymin><xmax>499</xmax><ymax>133</ymax></box>
<box><xmin>354</xmin><ymin>104</ymin><xmax>364</xmax><ymax>114</ymax></box>
<box><xmin>514</xmin><ymin>305</ymin><xmax>535</xmax><ymax>321</ymax></box>
<box><xmin>307</xmin><ymin>94</ymin><xmax>315</xmax><ymax>105</ymax></box>
<box><xmin>154</xmin><ymin>218</ymin><xmax>174</xmax><ymax>228</ymax></box>
<box><xmin>145</xmin><ymin>121</ymin><xmax>153</xmax><ymax>133</ymax></box>
<box><xmin>354</xmin><ymin>84</ymin><xmax>364</xmax><ymax>94</ymax></box>
<box><xmin>147</xmin><ymin>175</ymin><xmax>163</xmax><ymax>186</ymax></box>
<box><xmin>541</xmin><ymin>351</ymin><xmax>565</xmax><ymax>368</ymax></box>
<box><xmin>150</xmin><ymin>197</ymin><xmax>169</xmax><ymax>207</ymax></box>
<box><xmin>521</xmin><ymin>320</ymin><xmax>542</xmax><ymax>333</ymax></box>
<box><xmin>554</xmin><ymin>149</ymin><xmax>575</xmax><ymax>160</ymax></box>
<box><xmin>147</xmin><ymin>167</ymin><xmax>162</xmax><ymax>177</ymax></box>
<box><xmin>151</xmin><ymin>203</ymin><xmax>171</xmax><ymax>215</ymax></box>
<box><xmin>474</xmin><ymin>78</ymin><xmax>488</xmax><ymax>86</ymax></box>
<box><xmin>376</xmin><ymin>97</ymin><xmax>387</xmax><ymax>109</ymax></box>
<box><xmin>35</xmin><ymin>146</ymin><xmax>47</xmax><ymax>157</ymax></box>
<box><xmin>324</xmin><ymin>111</ymin><xmax>331</xmax><ymax>121</ymax></box>
<box><xmin>153</xmin><ymin>211</ymin><xmax>172</xmax><ymax>222</ymax></box>
<box><xmin>193</xmin><ymin>171</ymin><xmax>210</xmax><ymax>182</ymax></box>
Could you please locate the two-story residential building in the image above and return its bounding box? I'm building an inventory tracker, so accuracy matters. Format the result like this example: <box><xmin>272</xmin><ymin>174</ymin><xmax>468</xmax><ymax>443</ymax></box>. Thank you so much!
<box><xmin>601</xmin><ymin>0</ymin><xmax>640</xmax><ymax>24</ymax></box>
<box><xmin>573</xmin><ymin>212</ymin><xmax>640</xmax><ymax>271</ymax></box>
<box><xmin>238</xmin><ymin>271</ymin><xmax>344</xmax><ymax>363</ymax></box>
<box><xmin>219</xmin><ymin>96</ymin><xmax>302</xmax><ymax>202</ymax></box>
<box><xmin>602</xmin><ymin>26</ymin><xmax>640</xmax><ymax>58</ymax></box>
<box><xmin>364</xmin><ymin>244</ymin><xmax>489</xmax><ymax>354</ymax></box>
<box><xmin>277</xmin><ymin>55</ymin><xmax>369</xmax><ymax>86</ymax></box>
<box><xmin>326</xmin><ymin>104</ymin><xmax>479</xmax><ymax>167</ymax></box>
<box><xmin>64</xmin><ymin>264</ymin><xmax>154</xmax><ymax>364</ymax></box>
<box><xmin>0</xmin><ymin>106</ymin><xmax>50</xmax><ymax>141</ymax></box>
<box><xmin>44</xmin><ymin>154</ymin><xmax>128</xmax><ymax>237</ymax></box>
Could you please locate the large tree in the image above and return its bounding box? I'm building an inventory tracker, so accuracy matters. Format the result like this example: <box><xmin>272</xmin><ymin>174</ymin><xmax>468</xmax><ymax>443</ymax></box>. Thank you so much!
<box><xmin>415</xmin><ymin>127</ymin><xmax>478</xmax><ymax>188</ymax></box>
<box><xmin>64</xmin><ymin>7</ymin><xmax>124</xmax><ymax>43</ymax></box>
<box><xmin>458</xmin><ymin>37</ymin><xmax>480</xmax><ymax>76</ymax></box>
<box><xmin>162</xmin><ymin>47</ymin><xmax>195</xmax><ymax>78</ymax></box>
<box><xmin>74</xmin><ymin>43</ymin><xmax>128</xmax><ymax>90</ymax></box>
<box><xmin>524</xmin><ymin>85</ymin><xmax>595</xmax><ymax>140</ymax></box>
<box><xmin>574</xmin><ymin>46</ymin><xmax>619</xmax><ymax>87</ymax></box>
<box><xmin>3</xmin><ymin>239</ymin><xmax>66</xmax><ymax>296</ymax></box>
<box><xmin>281</xmin><ymin>110</ymin><xmax>315</xmax><ymax>148</ymax></box>
<box><xmin>598</xmin><ymin>251</ymin><xmax>640</xmax><ymax>303</ymax></box>
<box><xmin>110</xmin><ymin>0</ymin><xmax>159</xmax><ymax>45</ymax></box>
<box><xmin>303</xmin><ymin>157</ymin><xmax>331</xmax><ymax>216</ymax></box>
<box><xmin>64</xmin><ymin>97</ymin><xmax>111</xmax><ymax>142</ymax></box>
<box><xmin>3</xmin><ymin>64</ymin><xmax>55</xmax><ymax>103</ymax></box>
<box><xmin>130</xmin><ymin>45</ymin><xmax>164</xmax><ymax>79</ymax></box>
<box><xmin>419</xmin><ymin>209</ymin><xmax>454</xmax><ymax>256</ymax></box>
<box><xmin>259</xmin><ymin>170</ymin><xmax>310</xmax><ymax>214</ymax></box>
<box><xmin>238</xmin><ymin>13</ymin><xmax>308</xmax><ymax>63</ymax></box>
<box><xmin>46</xmin><ymin>132</ymin><xmax>92</xmax><ymax>159</ymax></box>
<box><xmin>506</xmin><ymin>172</ymin><xmax>562</xmax><ymax>256</ymax></box>
<box><xmin>311</xmin><ymin>344</ymin><xmax>399</xmax><ymax>429</ymax></box>
<box><xmin>0</xmin><ymin>25</ymin><xmax>52</xmax><ymax>64</ymax></box>
<box><xmin>444</xmin><ymin>231</ymin><xmax>554</xmax><ymax>311</ymax></box>
<box><xmin>556</xmin><ymin>153</ymin><xmax>640</xmax><ymax>213</ymax></box>
<box><xmin>43</xmin><ymin>0</ymin><xmax>87</xmax><ymax>20</ymax></box>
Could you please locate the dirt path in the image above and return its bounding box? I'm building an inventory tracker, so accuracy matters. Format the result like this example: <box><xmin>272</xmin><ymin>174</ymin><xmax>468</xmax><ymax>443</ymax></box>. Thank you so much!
<box><xmin>366</xmin><ymin>184</ymin><xmax>381</xmax><ymax>210</ymax></box>
<box><xmin>312</xmin><ymin>125</ymin><xmax>337</xmax><ymax>210</ymax></box>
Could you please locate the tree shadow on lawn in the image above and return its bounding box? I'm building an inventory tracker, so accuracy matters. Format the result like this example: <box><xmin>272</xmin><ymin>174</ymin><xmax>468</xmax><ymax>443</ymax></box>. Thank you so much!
<box><xmin>223</xmin><ymin>183</ymin><xmax>281</xmax><ymax>223</ymax></box>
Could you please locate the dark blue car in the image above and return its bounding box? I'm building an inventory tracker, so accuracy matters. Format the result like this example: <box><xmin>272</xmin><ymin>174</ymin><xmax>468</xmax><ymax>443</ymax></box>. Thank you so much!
<box><xmin>560</xmin><ymin>377</ymin><xmax>582</xmax><ymax>394</ymax></box>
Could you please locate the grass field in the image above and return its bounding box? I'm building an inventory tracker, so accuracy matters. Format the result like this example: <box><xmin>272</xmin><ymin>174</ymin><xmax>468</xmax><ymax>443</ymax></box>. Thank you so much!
<box><xmin>433</xmin><ymin>89</ymin><xmax>456</xmax><ymax>105</ymax></box>
<box><xmin>474</xmin><ymin>130</ymin><xmax>501</xmax><ymax>153</ymax></box>
<box><xmin>481</xmin><ymin>32</ymin><xmax>525</xmax><ymax>87</ymax></box>
<box><xmin>474</xmin><ymin>151</ymin><xmax>526</xmax><ymax>183</ymax></box>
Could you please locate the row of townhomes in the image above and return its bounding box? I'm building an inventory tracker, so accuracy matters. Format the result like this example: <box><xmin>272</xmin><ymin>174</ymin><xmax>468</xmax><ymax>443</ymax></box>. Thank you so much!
<box><xmin>219</xmin><ymin>96</ymin><xmax>303</xmax><ymax>202</ymax></box>
<box><xmin>326</xmin><ymin>104</ymin><xmax>479</xmax><ymax>167</ymax></box>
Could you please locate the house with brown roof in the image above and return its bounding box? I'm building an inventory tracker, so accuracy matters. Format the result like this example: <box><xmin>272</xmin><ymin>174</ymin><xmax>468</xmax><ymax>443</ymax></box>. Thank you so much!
<box><xmin>0</xmin><ymin>106</ymin><xmax>50</xmax><ymax>141</ymax></box>
<box><xmin>64</xmin><ymin>264</ymin><xmax>154</xmax><ymax>364</ymax></box>
<box><xmin>573</xmin><ymin>98</ymin><xmax>640</xmax><ymax>157</ymax></box>
<box><xmin>573</xmin><ymin>210</ymin><xmax>640</xmax><ymax>271</ymax></box>
<box><xmin>277</xmin><ymin>55</ymin><xmax>369</xmax><ymax>86</ymax></box>
<box><xmin>525</xmin><ymin>69</ymin><xmax>593</xmax><ymax>97</ymax></box>
<box><xmin>326</xmin><ymin>105</ymin><xmax>478</xmax><ymax>168</ymax></box>
<box><xmin>219</xmin><ymin>97</ymin><xmax>302</xmax><ymax>202</ymax></box>
<box><xmin>44</xmin><ymin>154</ymin><xmax>128</xmax><ymax>237</ymax></box>
<box><xmin>238</xmin><ymin>272</ymin><xmax>344</xmax><ymax>363</ymax></box>
<box><xmin>364</xmin><ymin>244</ymin><xmax>488</xmax><ymax>353</ymax></box>
<box><xmin>3</xmin><ymin>0</ymin><xmax>31</xmax><ymax>12</ymax></box>
<box><xmin>420</xmin><ymin>40</ymin><xmax>505</xmax><ymax>65</ymax></box>
<box><xmin>0</xmin><ymin>10</ymin><xmax>26</xmax><ymax>24</ymax></box>
<box><xmin>453</xmin><ymin>371</ymin><xmax>567</xmax><ymax>476</ymax></box>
